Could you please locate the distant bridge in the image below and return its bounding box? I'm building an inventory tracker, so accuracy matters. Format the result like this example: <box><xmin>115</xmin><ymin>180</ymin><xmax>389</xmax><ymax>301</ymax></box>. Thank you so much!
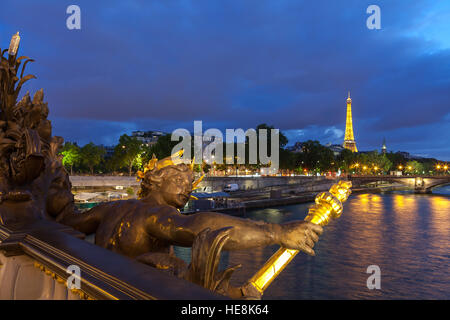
<box><xmin>348</xmin><ymin>175</ymin><xmax>450</xmax><ymax>193</ymax></box>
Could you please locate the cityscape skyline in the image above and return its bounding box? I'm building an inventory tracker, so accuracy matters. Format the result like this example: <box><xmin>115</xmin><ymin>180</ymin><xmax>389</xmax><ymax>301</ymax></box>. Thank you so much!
<box><xmin>0</xmin><ymin>0</ymin><xmax>449</xmax><ymax>160</ymax></box>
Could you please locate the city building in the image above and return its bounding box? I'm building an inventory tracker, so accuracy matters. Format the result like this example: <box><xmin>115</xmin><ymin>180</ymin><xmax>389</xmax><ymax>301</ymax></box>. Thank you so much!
<box><xmin>131</xmin><ymin>130</ymin><xmax>165</xmax><ymax>147</ymax></box>
<box><xmin>287</xmin><ymin>142</ymin><xmax>305</xmax><ymax>153</ymax></box>
<box><xmin>328</xmin><ymin>144</ymin><xmax>345</xmax><ymax>156</ymax></box>
<box><xmin>343</xmin><ymin>92</ymin><xmax>358</xmax><ymax>152</ymax></box>
<box><xmin>101</xmin><ymin>145</ymin><xmax>116</xmax><ymax>158</ymax></box>
<box><xmin>396</xmin><ymin>151</ymin><xmax>412</xmax><ymax>159</ymax></box>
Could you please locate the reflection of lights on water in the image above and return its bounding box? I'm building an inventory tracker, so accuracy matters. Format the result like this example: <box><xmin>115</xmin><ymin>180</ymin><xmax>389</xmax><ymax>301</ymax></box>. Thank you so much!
<box><xmin>260</xmin><ymin>208</ymin><xmax>286</xmax><ymax>224</ymax></box>
<box><xmin>430</xmin><ymin>196</ymin><xmax>450</xmax><ymax>211</ymax></box>
<box><xmin>393</xmin><ymin>194</ymin><xmax>405</xmax><ymax>209</ymax></box>
<box><xmin>428</xmin><ymin>200</ymin><xmax>450</xmax><ymax>247</ymax></box>
<box><xmin>392</xmin><ymin>194</ymin><xmax>418</xmax><ymax>213</ymax></box>
<box><xmin>359</xmin><ymin>194</ymin><xmax>369</xmax><ymax>203</ymax></box>
<box><xmin>429</xmin><ymin>197</ymin><xmax>450</xmax><ymax>240</ymax></box>
<box><xmin>266</xmin><ymin>209</ymin><xmax>282</xmax><ymax>215</ymax></box>
<box><xmin>371</xmin><ymin>195</ymin><xmax>381</xmax><ymax>203</ymax></box>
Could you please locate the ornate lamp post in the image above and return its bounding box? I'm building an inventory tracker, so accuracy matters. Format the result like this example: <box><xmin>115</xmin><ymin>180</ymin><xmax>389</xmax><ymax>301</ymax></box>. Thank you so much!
<box><xmin>1</xmin><ymin>31</ymin><xmax>36</xmax><ymax>117</ymax></box>
<box><xmin>0</xmin><ymin>32</ymin><xmax>75</xmax><ymax>223</ymax></box>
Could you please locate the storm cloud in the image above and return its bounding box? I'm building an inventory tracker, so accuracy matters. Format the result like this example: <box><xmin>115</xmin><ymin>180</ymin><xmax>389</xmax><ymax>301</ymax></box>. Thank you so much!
<box><xmin>0</xmin><ymin>0</ymin><xmax>449</xmax><ymax>159</ymax></box>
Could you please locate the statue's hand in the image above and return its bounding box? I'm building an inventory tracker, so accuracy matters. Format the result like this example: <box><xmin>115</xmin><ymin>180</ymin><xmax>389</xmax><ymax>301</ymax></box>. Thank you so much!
<box><xmin>278</xmin><ymin>221</ymin><xmax>323</xmax><ymax>256</ymax></box>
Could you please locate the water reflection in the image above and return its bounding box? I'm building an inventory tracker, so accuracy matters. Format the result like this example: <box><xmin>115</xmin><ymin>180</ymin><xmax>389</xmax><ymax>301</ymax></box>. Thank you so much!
<box><xmin>175</xmin><ymin>188</ymin><xmax>450</xmax><ymax>299</ymax></box>
<box><xmin>432</xmin><ymin>184</ymin><xmax>450</xmax><ymax>196</ymax></box>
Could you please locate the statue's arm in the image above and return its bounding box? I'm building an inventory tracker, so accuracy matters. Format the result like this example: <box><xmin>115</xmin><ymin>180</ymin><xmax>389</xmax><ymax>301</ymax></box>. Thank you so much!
<box><xmin>146</xmin><ymin>207</ymin><xmax>281</xmax><ymax>250</ymax></box>
<box><xmin>184</xmin><ymin>211</ymin><xmax>282</xmax><ymax>250</ymax></box>
<box><xmin>58</xmin><ymin>204</ymin><xmax>106</xmax><ymax>235</ymax></box>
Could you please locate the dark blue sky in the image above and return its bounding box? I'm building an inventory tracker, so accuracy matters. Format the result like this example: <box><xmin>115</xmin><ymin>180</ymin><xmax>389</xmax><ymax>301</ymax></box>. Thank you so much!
<box><xmin>1</xmin><ymin>0</ymin><xmax>449</xmax><ymax>160</ymax></box>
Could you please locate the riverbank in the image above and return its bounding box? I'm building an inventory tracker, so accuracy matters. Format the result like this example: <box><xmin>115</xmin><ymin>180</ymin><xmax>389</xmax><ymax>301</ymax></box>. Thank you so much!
<box><xmin>242</xmin><ymin>183</ymin><xmax>411</xmax><ymax>207</ymax></box>
<box><xmin>240</xmin><ymin>185</ymin><xmax>410</xmax><ymax>211</ymax></box>
<box><xmin>182</xmin><ymin>184</ymin><xmax>410</xmax><ymax>216</ymax></box>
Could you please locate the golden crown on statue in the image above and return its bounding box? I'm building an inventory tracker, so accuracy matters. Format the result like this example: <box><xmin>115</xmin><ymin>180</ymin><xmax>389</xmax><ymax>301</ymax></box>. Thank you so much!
<box><xmin>136</xmin><ymin>149</ymin><xmax>204</xmax><ymax>191</ymax></box>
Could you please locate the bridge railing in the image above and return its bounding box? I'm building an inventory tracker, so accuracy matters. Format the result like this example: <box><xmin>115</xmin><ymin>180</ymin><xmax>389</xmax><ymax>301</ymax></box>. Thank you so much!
<box><xmin>0</xmin><ymin>220</ymin><xmax>223</xmax><ymax>300</ymax></box>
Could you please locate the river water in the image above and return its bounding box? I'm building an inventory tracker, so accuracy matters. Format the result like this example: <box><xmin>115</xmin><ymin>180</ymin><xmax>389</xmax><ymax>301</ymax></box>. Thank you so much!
<box><xmin>175</xmin><ymin>185</ymin><xmax>450</xmax><ymax>299</ymax></box>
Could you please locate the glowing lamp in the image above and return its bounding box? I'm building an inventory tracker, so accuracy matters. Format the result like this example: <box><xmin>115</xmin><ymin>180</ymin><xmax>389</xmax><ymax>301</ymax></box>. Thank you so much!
<box><xmin>8</xmin><ymin>32</ymin><xmax>20</xmax><ymax>56</ymax></box>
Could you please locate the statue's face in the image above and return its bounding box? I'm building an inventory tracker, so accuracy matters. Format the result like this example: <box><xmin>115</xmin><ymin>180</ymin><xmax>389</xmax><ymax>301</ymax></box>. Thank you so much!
<box><xmin>159</xmin><ymin>169</ymin><xmax>194</xmax><ymax>208</ymax></box>
<box><xmin>46</xmin><ymin>174</ymin><xmax>74</xmax><ymax>217</ymax></box>
<box><xmin>11</xmin><ymin>130</ymin><xmax>44</xmax><ymax>185</ymax></box>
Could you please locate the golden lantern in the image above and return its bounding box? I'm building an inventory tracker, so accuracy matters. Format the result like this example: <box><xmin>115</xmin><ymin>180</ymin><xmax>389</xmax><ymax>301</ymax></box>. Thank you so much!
<box><xmin>248</xmin><ymin>180</ymin><xmax>352</xmax><ymax>294</ymax></box>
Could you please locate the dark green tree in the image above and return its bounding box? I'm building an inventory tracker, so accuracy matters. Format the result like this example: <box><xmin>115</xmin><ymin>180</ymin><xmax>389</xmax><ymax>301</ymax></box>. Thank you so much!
<box><xmin>256</xmin><ymin>123</ymin><xmax>288</xmax><ymax>150</ymax></box>
<box><xmin>297</xmin><ymin>140</ymin><xmax>334</xmax><ymax>174</ymax></box>
<box><xmin>113</xmin><ymin>134</ymin><xmax>144</xmax><ymax>176</ymax></box>
<box><xmin>148</xmin><ymin>134</ymin><xmax>180</xmax><ymax>160</ymax></box>
<box><xmin>337</xmin><ymin>148</ymin><xmax>356</xmax><ymax>173</ymax></box>
<box><xmin>80</xmin><ymin>142</ymin><xmax>106</xmax><ymax>175</ymax></box>
<box><xmin>405</xmin><ymin>160</ymin><xmax>424</xmax><ymax>175</ymax></box>
<box><xmin>386</xmin><ymin>152</ymin><xmax>408</xmax><ymax>170</ymax></box>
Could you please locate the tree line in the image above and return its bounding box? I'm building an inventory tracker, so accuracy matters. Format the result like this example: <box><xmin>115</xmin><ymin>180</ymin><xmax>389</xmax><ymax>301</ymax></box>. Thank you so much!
<box><xmin>60</xmin><ymin>125</ymin><xmax>444</xmax><ymax>176</ymax></box>
<box><xmin>60</xmin><ymin>133</ymin><xmax>179</xmax><ymax>175</ymax></box>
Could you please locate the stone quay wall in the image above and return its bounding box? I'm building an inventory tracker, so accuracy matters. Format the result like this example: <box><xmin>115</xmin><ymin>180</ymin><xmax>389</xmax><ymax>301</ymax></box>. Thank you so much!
<box><xmin>69</xmin><ymin>175</ymin><xmax>338</xmax><ymax>193</ymax></box>
<box><xmin>196</xmin><ymin>176</ymin><xmax>336</xmax><ymax>192</ymax></box>
<box><xmin>70</xmin><ymin>176</ymin><xmax>139</xmax><ymax>189</ymax></box>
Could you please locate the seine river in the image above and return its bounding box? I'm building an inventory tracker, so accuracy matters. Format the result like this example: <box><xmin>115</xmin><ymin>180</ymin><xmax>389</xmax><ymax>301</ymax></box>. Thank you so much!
<box><xmin>175</xmin><ymin>185</ymin><xmax>450</xmax><ymax>299</ymax></box>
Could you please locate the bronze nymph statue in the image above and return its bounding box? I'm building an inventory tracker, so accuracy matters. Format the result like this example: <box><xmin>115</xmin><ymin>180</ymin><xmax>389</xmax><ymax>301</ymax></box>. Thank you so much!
<box><xmin>59</xmin><ymin>154</ymin><xmax>323</xmax><ymax>298</ymax></box>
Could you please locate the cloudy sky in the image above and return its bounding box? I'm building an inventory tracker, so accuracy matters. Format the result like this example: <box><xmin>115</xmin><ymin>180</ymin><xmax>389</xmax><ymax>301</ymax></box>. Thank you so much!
<box><xmin>1</xmin><ymin>0</ymin><xmax>449</xmax><ymax>159</ymax></box>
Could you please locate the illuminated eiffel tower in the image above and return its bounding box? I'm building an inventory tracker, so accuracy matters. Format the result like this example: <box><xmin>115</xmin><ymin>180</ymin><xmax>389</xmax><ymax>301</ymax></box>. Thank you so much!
<box><xmin>343</xmin><ymin>92</ymin><xmax>358</xmax><ymax>152</ymax></box>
